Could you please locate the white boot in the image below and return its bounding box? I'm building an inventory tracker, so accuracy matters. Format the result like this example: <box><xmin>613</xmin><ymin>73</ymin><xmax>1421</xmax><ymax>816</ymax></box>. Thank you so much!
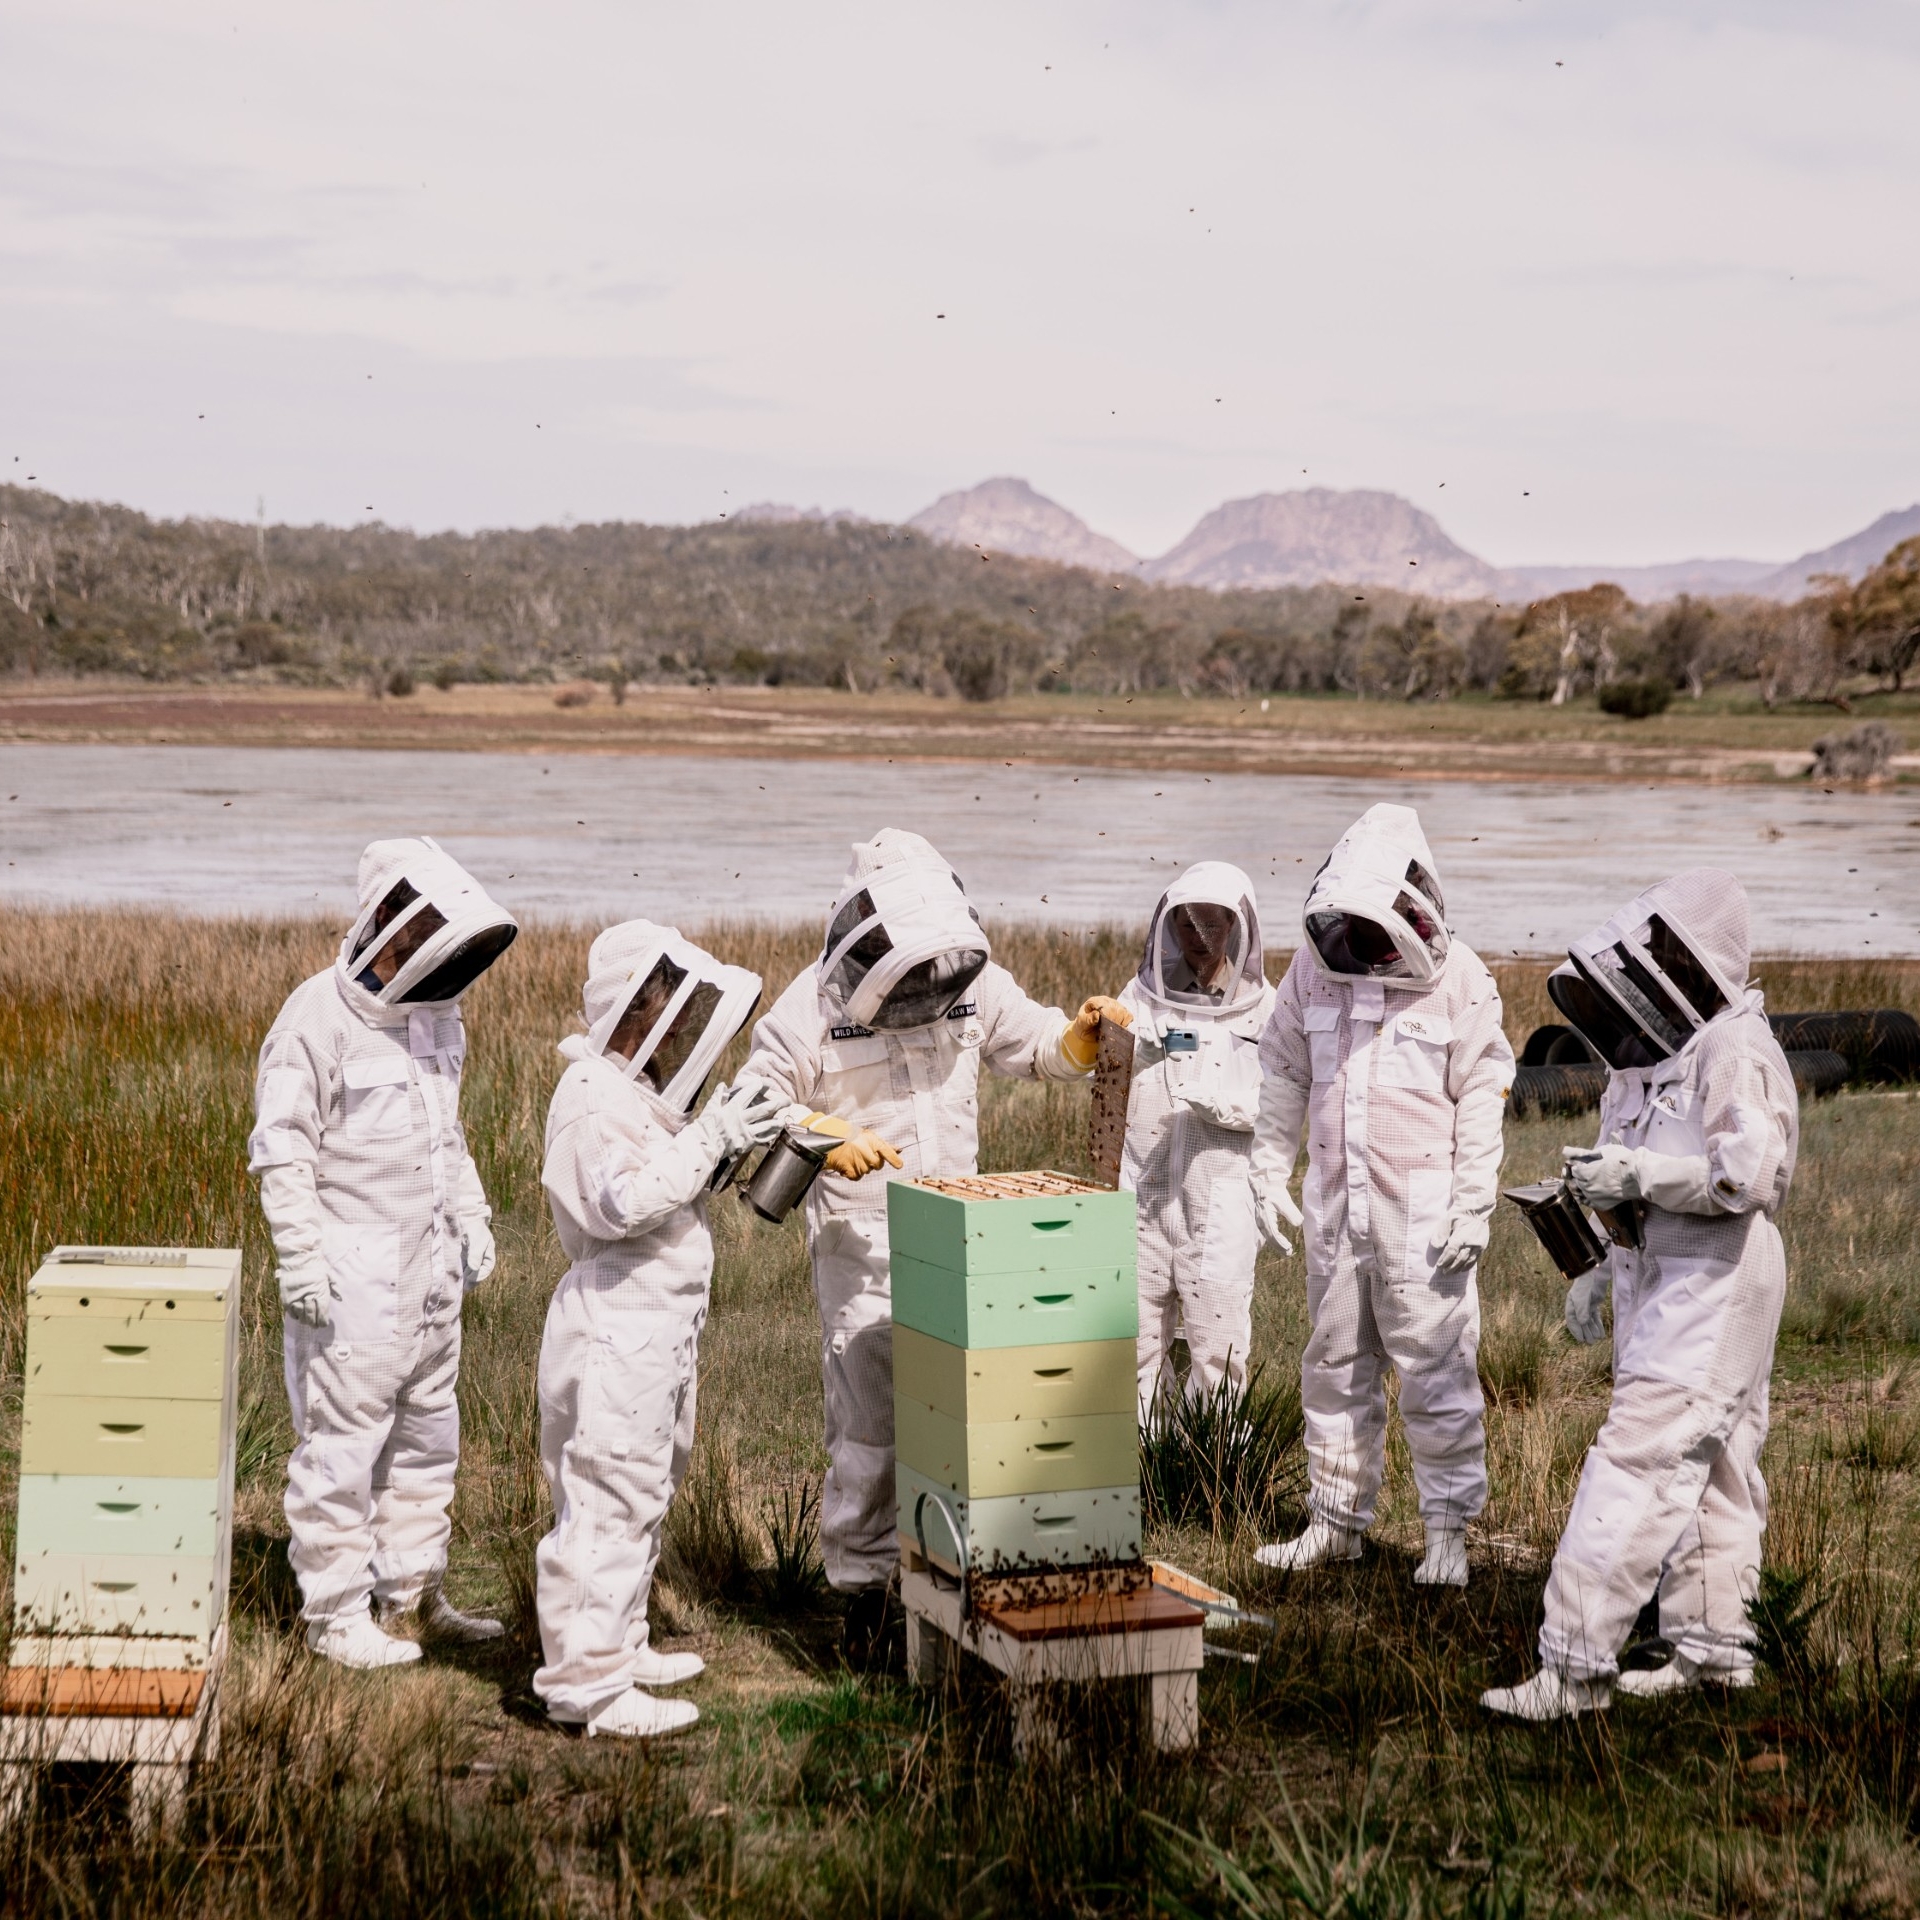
<box><xmin>1412</xmin><ymin>1526</ymin><xmax>1469</xmax><ymax>1588</ymax></box>
<box><xmin>630</xmin><ymin>1646</ymin><xmax>706</xmax><ymax>1687</ymax></box>
<box><xmin>1616</xmin><ymin>1653</ymin><xmax>1755</xmax><ymax>1699</ymax></box>
<box><xmin>1480</xmin><ymin>1668</ymin><xmax>1610</xmax><ymax>1721</ymax></box>
<box><xmin>309</xmin><ymin>1613</ymin><xmax>424</xmax><ymax>1671</ymax></box>
<box><xmin>1254</xmin><ymin>1520</ymin><xmax>1364</xmax><ymax>1571</ymax></box>
<box><xmin>585</xmin><ymin>1688</ymin><xmax>699</xmax><ymax>1740</ymax></box>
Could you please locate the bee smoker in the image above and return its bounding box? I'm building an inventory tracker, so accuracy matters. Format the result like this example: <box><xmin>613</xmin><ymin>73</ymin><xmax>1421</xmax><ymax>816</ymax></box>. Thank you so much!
<box><xmin>1502</xmin><ymin>1180</ymin><xmax>1611</xmax><ymax>1280</ymax></box>
<box><xmin>742</xmin><ymin>1128</ymin><xmax>835</xmax><ymax>1224</ymax></box>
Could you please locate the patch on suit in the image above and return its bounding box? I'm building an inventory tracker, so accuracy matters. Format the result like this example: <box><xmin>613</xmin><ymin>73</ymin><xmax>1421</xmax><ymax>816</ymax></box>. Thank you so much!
<box><xmin>945</xmin><ymin>1001</ymin><xmax>979</xmax><ymax>1020</ymax></box>
<box><xmin>830</xmin><ymin>1023</ymin><xmax>875</xmax><ymax>1041</ymax></box>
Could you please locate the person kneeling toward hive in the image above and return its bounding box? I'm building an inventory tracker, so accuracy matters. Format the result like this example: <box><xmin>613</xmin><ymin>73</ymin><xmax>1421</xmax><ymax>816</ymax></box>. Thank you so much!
<box><xmin>1249</xmin><ymin>804</ymin><xmax>1513</xmax><ymax>1588</ymax></box>
<box><xmin>533</xmin><ymin>922</ymin><xmax>785</xmax><ymax>1739</ymax></box>
<box><xmin>1482</xmin><ymin>869</ymin><xmax>1797</xmax><ymax>1720</ymax></box>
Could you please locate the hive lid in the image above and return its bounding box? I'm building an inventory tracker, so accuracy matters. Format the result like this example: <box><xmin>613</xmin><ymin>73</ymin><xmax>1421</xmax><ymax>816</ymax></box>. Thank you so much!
<box><xmin>29</xmin><ymin>1247</ymin><xmax>241</xmax><ymax>1299</ymax></box>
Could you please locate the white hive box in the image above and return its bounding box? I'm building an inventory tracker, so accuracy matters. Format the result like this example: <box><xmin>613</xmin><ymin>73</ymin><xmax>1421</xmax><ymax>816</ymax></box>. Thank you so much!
<box><xmin>8</xmin><ymin>1246</ymin><xmax>241</xmax><ymax>1675</ymax></box>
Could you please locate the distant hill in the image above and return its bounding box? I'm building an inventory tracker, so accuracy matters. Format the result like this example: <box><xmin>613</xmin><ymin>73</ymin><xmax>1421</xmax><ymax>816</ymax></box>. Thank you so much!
<box><xmin>907</xmin><ymin>477</ymin><xmax>1136</xmax><ymax>574</ymax></box>
<box><xmin>1144</xmin><ymin>488</ymin><xmax>1506</xmax><ymax>599</ymax></box>
<box><xmin>1749</xmin><ymin>504</ymin><xmax>1920</xmax><ymax>602</ymax></box>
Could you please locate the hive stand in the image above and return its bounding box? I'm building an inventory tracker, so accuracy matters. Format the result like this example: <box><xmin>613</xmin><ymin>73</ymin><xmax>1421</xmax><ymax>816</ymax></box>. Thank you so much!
<box><xmin>899</xmin><ymin>1543</ymin><xmax>1204</xmax><ymax>1754</ymax></box>
<box><xmin>889</xmin><ymin>1174</ymin><xmax>1205</xmax><ymax>1754</ymax></box>
<box><xmin>2</xmin><ymin>1246</ymin><xmax>241</xmax><ymax>1828</ymax></box>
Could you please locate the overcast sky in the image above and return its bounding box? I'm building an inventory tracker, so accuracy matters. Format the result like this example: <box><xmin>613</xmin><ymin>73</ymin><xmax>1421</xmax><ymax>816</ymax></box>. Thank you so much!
<box><xmin>3</xmin><ymin>2</ymin><xmax>1916</xmax><ymax>566</ymax></box>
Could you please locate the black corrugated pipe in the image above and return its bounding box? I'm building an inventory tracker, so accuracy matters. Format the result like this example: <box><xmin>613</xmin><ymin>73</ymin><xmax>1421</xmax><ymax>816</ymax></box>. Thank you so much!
<box><xmin>1767</xmin><ymin>1011</ymin><xmax>1920</xmax><ymax>1085</ymax></box>
<box><xmin>1512</xmin><ymin>1049</ymin><xmax>1850</xmax><ymax>1118</ymax></box>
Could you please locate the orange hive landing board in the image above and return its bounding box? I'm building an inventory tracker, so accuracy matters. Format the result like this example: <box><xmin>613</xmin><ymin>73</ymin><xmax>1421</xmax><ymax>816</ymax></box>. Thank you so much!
<box><xmin>1</xmin><ymin>1667</ymin><xmax>206</xmax><ymax>1719</ymax></box>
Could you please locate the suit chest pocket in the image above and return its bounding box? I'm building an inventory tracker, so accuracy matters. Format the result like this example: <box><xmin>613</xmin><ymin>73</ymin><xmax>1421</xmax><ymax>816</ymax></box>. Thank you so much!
<box><xmin>1305</xmin><ymin>1006</ymin><xmax>1342</xmax><ymax>1084</ymax></box>
<box><xmin>818</xmin><ymin>1033</ymin><xmax>893</xmax><ymax>1106</ymax></box>
<box><xmin>340</xmin><ymin>1054</ymin><xmax>413</xmax><ymax>1138</ymax></box>
<box><xmin>1376</xmin><ymin>1013</ymin><xmax>1451</xmax><ymax>1094</ymax></box>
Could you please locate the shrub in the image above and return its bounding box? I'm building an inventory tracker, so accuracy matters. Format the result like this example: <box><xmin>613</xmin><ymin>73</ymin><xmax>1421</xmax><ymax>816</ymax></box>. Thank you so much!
<box><xmin>1598</xmin><ymin>676</ymin><xmax>1672</xmax><ymax>719</ymax></box>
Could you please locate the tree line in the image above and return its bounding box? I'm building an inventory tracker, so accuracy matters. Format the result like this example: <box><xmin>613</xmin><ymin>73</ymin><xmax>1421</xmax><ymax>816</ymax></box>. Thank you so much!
<box><xmin>2</xmin><ymin>486</ymin><xmax>1915</xmax><ymax>708</ymax></box>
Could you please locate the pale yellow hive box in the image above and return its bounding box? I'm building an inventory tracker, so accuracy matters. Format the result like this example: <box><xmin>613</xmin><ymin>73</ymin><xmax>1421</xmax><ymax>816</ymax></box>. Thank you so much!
<box><xmin>9</xmin><ymin>1246</ymin><xmax>241</xmax><ymax>1675</ymax></box>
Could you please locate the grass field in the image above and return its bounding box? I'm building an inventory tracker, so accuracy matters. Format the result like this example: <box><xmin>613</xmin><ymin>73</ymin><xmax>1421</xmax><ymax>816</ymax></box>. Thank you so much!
<box><xmin>3</xmin><ymin>911</ymin><xmax>1920</xmax><ymax>1916</ymax></box>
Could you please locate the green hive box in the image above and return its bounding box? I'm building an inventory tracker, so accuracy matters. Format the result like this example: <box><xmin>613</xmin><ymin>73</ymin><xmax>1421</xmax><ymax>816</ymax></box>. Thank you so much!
<box><xmin>10</xmin><ymin>1247</ymin><xmax>241</xmax><ymax>1671</ymax></box>
<box><xmin>888</xmin><ymin>1175</ymin><xmax>1138</xmax><ymax>1350</ymax></box>
<box><xmin>890</xmin><ymin>1175</ymin><xmax>1140</xmax><ymax>1572</ymax></box>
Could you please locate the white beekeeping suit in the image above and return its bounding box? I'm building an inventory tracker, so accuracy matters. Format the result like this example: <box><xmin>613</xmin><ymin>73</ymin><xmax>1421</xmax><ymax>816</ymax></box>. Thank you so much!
<box><xmin>743</xmin><ymin>829</ymin><xmax>1123</xmax><ymax>1629</ymax></box>
<box><xmin>1483</xmin><ymin>869</ymin><xmax>1798</xmax><ymax>1721</ymax></box>
<box><xmin>1249</xmin><ymin>804</ymin><xmax>1513</xmax><ymax>1588</ymax></box>
<box><xmin>1118</xmin><ymin>862</ymin><xmax>1276</xmax><ymax>1412</ymax></box>
<box><xmin>249</xmin><ymin>836</ymin><xmax>519</xmax><ymax>1669</ymax></box>
<box><xmin>534</xmin><ymin>920</ymin><xmax>781</xmax><ymax>1740</ymax></box>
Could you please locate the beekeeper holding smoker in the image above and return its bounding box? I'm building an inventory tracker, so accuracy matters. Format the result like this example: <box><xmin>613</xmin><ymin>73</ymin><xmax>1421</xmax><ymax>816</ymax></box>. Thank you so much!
<box><xmin>742</xmin><ymin>828</ymin><xmax>1130</xmax><ymax>1655</ymax></box>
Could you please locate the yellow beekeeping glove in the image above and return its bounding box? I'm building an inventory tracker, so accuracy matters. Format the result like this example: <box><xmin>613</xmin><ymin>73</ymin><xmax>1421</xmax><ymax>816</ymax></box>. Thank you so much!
<box><xmin>1062</xmin><ymin>995</ymin><xmax>1133</xmax><ymax>1070</ymax></box>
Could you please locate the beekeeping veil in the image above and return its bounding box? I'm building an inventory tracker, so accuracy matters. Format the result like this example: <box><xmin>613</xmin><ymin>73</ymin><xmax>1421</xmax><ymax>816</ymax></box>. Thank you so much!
<box><xmin>341</xmin><ymin>836</ymin><xmax>519</xmax><ymax>1006</ymax></box>
<box><xmin>1136</xmin><ymin>861</ymin><xmax>1267</xmax><ymax>1015</ymax></box>
<box><xmin>578</xmin><ymin>919</ymin><xmax>763</xmax><ymax>1110</ymax></box>
<box><xmin>1302</xmin><ymin>804</ymin><xmax>1450</xmax><ymax>985</ymax></box>
<box><xmin>820</xmin><ymin>829</ymin><xmax>989</xmax><ymax>1031</ymax></box>
<box><xmin>1547</xmin><ymin>867</ymin><xmax>1749</xmax><ymax>1072</ymax></box>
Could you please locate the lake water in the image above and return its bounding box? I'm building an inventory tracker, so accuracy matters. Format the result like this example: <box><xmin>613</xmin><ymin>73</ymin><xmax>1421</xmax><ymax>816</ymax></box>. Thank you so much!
<box><xmin>1</xmin><ymin>742</ymin><xmax>1913</xmax><ymax>955</ymax></box>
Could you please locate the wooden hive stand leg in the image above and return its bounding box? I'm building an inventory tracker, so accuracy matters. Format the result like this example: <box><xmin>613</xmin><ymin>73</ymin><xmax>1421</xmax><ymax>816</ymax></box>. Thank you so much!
<box><xmin>905</xmin><ymin>1610</ymin><xmax>950</xmax><ymax>1688</ymax></box>
<box><xmin>1011</xmin><ymin>1685</ymin><xmax>1062</xmax><ymax>1761</ymax></box>
<box><xmin>129</xmin><ymin>1761</ymin><xmax>187</xmax><ymax>1833</ymax></box>
<box><xmin>1147</xmin><ymin>1669</ymin><xmax>1199</xmax><ymax>1754</ymax></box>
<box><xmin>0</xmin><ymin>1762</ymin><xmax>35</xmax><ymax>1829</ymax></box>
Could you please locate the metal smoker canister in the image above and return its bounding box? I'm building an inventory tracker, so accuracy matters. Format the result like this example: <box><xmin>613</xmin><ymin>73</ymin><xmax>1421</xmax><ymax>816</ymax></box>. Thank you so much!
<box><xmin>744</xmin><ymin>1129</ymin><xmax>833</xmax><ymax>1223</ymax></box>
<box><xmin>1502</xmin><ymin>1180</ymin><xmax>1611</xmax><ymax>1280</ymax></box>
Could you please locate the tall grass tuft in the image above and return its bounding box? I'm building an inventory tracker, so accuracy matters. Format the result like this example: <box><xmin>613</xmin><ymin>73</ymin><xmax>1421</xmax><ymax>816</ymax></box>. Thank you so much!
<box><xmin>1142</xmin><ymin>1367</ymin><xmax>1304</xmax><ymax>1537</ymax></box>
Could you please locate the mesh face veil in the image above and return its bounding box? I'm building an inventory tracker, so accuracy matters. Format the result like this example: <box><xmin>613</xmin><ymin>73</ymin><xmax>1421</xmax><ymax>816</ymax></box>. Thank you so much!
<box><xmin>1301</xmin><ymin>805</ymin><xmax>1451</xmax><ymax>984</ymax></box>
<box><xmin>1137</xmin><ymin>861</ymin><xmax>1267</xmax><ymax>1013</ymax></box>
<box><xmin>820</xmin><ymin>834</ymin><xmax>990</xmax><ymax>1031</ymax></box>
<box><xmin>1550</xmin><ymin>871</ymin><xmax>1747</xmax><ymax>1071</ymax></box>
<box><xmin>342</xmin><ymin>837</ymin><xmax>519</xmax><ymax>1006</ymax></box>
<box><xmin>582</xmin><ymin>921</ymin><xmax>763</xmax><ymax>1110</ymax></box>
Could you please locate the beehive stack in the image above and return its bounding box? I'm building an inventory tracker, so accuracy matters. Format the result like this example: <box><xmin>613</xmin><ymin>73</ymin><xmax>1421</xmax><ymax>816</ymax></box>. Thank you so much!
<box><xmin>891</xmin><ymin>1173</ymin><xmax>1140</xmax><ymax>1577</ymax></box>
<box><xmin>5</xmin><ymin>1247</ymin><xmax>240</xmax><ymax>1729</ymax></box>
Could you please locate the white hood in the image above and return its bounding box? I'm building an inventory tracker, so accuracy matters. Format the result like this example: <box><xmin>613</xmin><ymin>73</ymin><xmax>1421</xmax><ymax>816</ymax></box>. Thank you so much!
<box><xmin>820</xmin><ymin>829</ymin><xmax>990</xmax><ymax>1031</ymax></box>
<box><xmin>337</xmin><ymin>835</ymin><xmax>518</xmax><ymax>1008</ymax></box>
<box><xmin>571</xmin><ymin>918</ymin><xmax>763</xmax><ymax>1111</ymax></box>
<box><xmin>1135</xmin><ymin>860</ymin><xmax>1267</xmax><ymax>1016</ymax></box>
<box><xmin>1549</xmin><ymin>867</ymin><xmax>1750</xmax><ymax>1071</ymax></box>
<box><xmin>1301</xmin><ymin>803</ymin><xmax>1450</xmax><ymax>985</ymax></box>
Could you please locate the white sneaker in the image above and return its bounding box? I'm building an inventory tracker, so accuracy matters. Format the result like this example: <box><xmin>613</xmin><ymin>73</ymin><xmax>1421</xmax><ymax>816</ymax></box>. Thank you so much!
<box><xmin>1254</xmin><ymin>1521</ymin><xmax>1364</xmax><ymax>1571</ymax></box>
<box><xmin>585</xmin><ymin>1688</ymin><xmax>699</xmax><ymax>1740</ymax></box>
<box><xmin>1413</xmin><ymin>1526</ymin><xmax>1469</xmax><ymax>1588</ymax></box>
<box><xmin>1480</xmin><ymin>1668</ymin><xmax>1611</xmax><ymax>1721</ymax></box>
<box><xmin>310</xmin><ymin>1614</ymin><xmax>424</xmax><ymax>1671</ymax></box>
<box><xmin>1616</xmin><ymin>1654</ymin><xmax>1755</xmax><ymax>1699</ymax></box>
<box><xmin>630</xmin><ymin>1646</ymin><xmax>706</xmax><ymax>1687</ymax></box>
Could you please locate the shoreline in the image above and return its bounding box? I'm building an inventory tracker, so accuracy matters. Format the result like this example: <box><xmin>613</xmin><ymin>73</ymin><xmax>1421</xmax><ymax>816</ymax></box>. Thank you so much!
<box><xmin>4</xmin><ymin>681</ymin><xmax>1915</xmax><ymax>788</ymax></box>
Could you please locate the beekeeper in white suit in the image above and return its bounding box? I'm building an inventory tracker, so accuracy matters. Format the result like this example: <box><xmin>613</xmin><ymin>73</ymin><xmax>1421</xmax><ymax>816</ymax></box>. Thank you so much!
<box><xmin>744</xmin><ymin>828</ymin><xmax>1129</xmax><ymax>1651</ymax></box>
<box><xmin>250</xmin><ymin>835</ymin><xmax>519</xmax><ymax>1668</ymax></box>
<box><xmin>1249</xmin><ymin>804</ymin><xmax>1512</xmax><ymax>1588</ymax></box>
<box><xmin>534</xmin><ymin>921</ymin><xmax>784</xmax><ymax>1739</ymax></box>
<box><xmin>1118</xmin><ymin>862</ymin><xmax>1276</xmax><ymax>1413</ymax></box>
<box><xmin>1483</xmin><ymin>869</ymin><xmax>1798</xmax><ymax>1720</ymax></box>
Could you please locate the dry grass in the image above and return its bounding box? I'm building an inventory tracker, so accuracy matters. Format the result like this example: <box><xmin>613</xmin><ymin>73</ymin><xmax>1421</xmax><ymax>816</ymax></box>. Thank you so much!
<box><xmin>3</xmin><ymin>908</ymin><xmax>1920</xmax><ymax>1915</ymax></box>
